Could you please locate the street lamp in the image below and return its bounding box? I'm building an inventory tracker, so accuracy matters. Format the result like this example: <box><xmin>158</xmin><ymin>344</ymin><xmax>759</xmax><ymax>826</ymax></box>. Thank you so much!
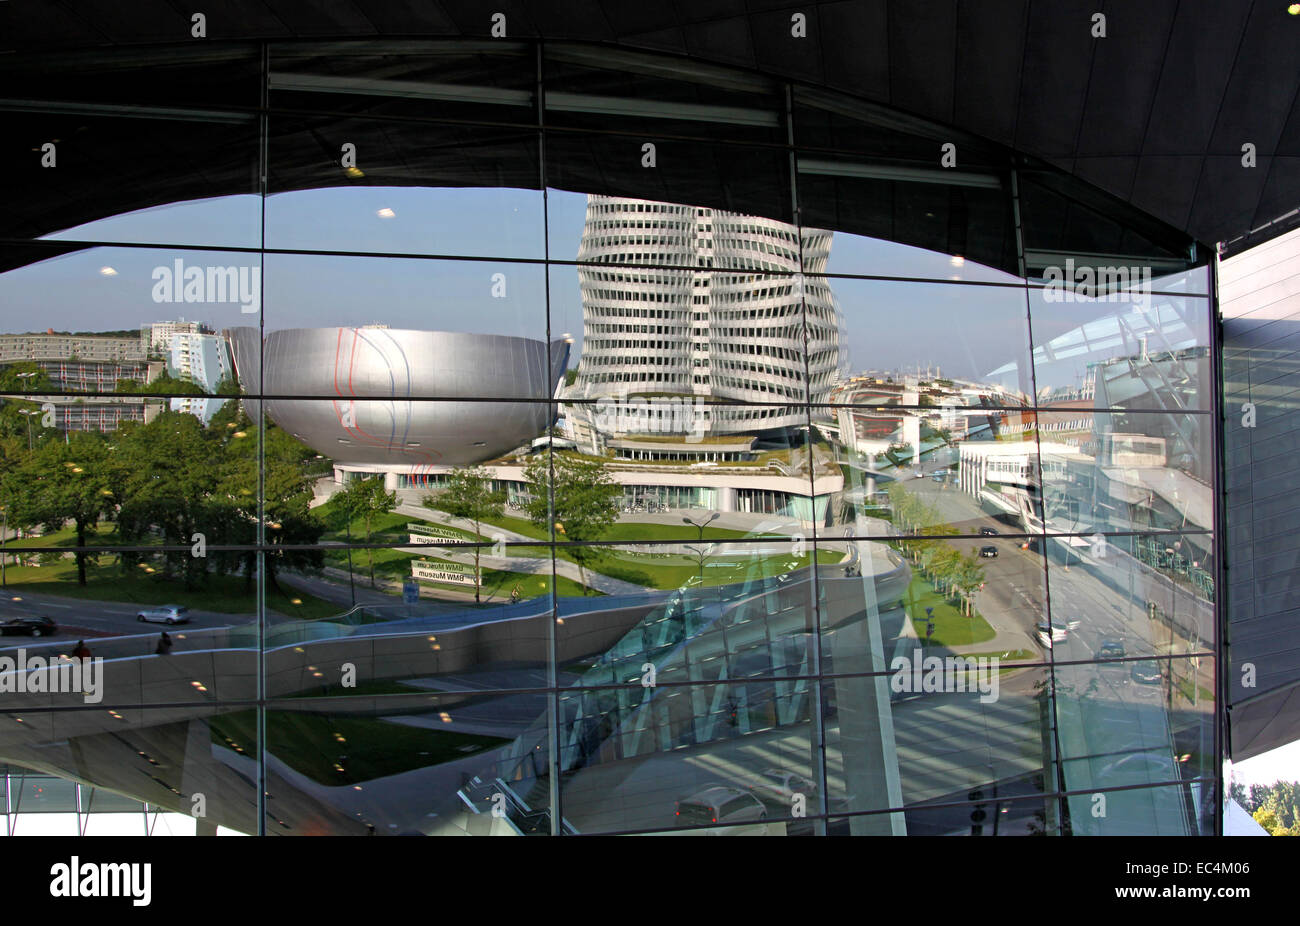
<box><xmin>682</xmin><ymin>512</ymin><xmax>719</xmax><ymax>587</ymax></box>
<box><xmin>17</xmin><ymin>408</ymin><xmax>39</xmax><ymax>451</ymax></box>
<box><xmin>684</xmin><ymin>542</ymin><xmax>713</xmax><ymax>588</ymax></box>
<box><xmin>682</xmin><ymin>512</ymin><xmax>719</xmax><ymax>541</ymax></box>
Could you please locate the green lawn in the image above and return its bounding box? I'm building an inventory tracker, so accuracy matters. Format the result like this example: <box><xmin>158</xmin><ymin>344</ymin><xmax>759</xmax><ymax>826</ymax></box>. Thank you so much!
<box><xmin>324</xmin><ymin>546</ymin><xmax>596</xmax><ymax>600</ymax></box>
<box><xmin>477</xmin><ymin>512</ymin><xmax>777</xmax><ymax>545</ymax></box>
<box><xmin>209</xmin><ymin>710</ymin><xmax>509</xmax><ymax>786</ymax></box>
<box><xmin>903</xmin><ymin>574</ymin><xmax>997</xmax><ymax>647</ymax></box>
<box><xmin>2</xmin><ymin>521</ymin><xmax>117</xmax><ymax>549</ymax></box>
<box><xmin>0</xmin><ymin>556</ymin><xmax>342</xmax><ymax>621</ymax></box>
<box><xmin>587</xmin><ymin>548</ymin><xmax>842</xmax><ymax>590</ymax></box>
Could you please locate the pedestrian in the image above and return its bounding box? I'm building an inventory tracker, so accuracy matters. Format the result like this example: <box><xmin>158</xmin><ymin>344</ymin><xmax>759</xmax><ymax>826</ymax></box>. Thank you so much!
<box><xmin>155</xmin><ymin>631</ymin><xmax>173</xmax><ymax>655</ymax></box>
<box><xmin>72</xmin><ymin>640</ymin><xmax>91</xmax><ymax>661</ymax></box>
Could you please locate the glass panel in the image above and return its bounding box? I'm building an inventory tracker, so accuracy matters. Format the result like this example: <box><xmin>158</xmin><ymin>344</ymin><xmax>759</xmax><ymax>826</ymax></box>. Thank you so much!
<box><xmin>556</xmin><ymin>539</ymin><xmax>818</xmax><ymax>690</ymax></box>
<box><xmin>1043</xmin><ymin>538</ymin><xmax>1214</xmax><ymax>661</ymax></box>
<box><xmin>832</xmin><ymin>416</ymin><xmax>1045</xmax><ymax>538</ymax></box>
<box><xmin>543</xmin><ymin>43</ymin><xmax>785</xmax><ymax>145</ymax></box>
<box><xmin>792</xmin><ymin>85</ymin><xmax>1006</xmax><ymax>167</ymax></box>
<box><xmin>1017</xmin><ymin>171</ymin><xmax>1199</xmax><ymax>280</ymax></box>
<box><xmin>1066</xmin><ymin>782</ymin><xmax>1216</xmax><ymax>836</ymax></box>
<box><xmin>821</xmin><ymin>664</ymin><xmax>1050</xmax><ymax>822</ymax></box>
<box><xmin>81</xmin><ymin>813</ymin><xmax>152</xmax><ymax>836</ymax></box>
<box><xmin>824</xmin><ymin>277</ymin><xmax>1034</xmax><ymax>406</ymax></box>
<box><xmin>266</xmin><ymin>117</ymin><xmax>544</xmax><ymax>258</ymax></box>
<box><xmin>0</xmin><ymin>710</ymin><xmax>260</xmax><ymax>835</ymax></box>
<box><xmin>824</xmin><ymin>537</ymin><xmax>1049</xmax><ymax>672</ymax></box>
<box><xmin>269</xmin><ymin>40</ymin><xmax>539</xmax><ymax>125</ymax></box>
<box><xmin>7</xmin><ymin>772</ymin><xmax>77</xmax><ymax>812</ymax></box>
<box><xmin>797</xmin><ymin>169</ymin><xmax>1017</xmax><ymax>280</ymax></box>
<box><xmin>0</xmin><ymin>111</ymin><xmax>259</xmax><ymax>249</ymax></box>
<box><xmin>0</xmin><ymin>244</ymin><xmax>256</xmax><ymax>405</ymax></box>
<box><xmin>555</xmin><ymin>680</ymin><xmax>815</xmax><ymax>834</ymax></box>
<box><xmin>0</xmin><ymin>45</ymin><xmax>262</xmax><ymax>110</ymax></box>
<box><xmin>260</xmin><ymin>254</ymin><xmax>555</xmax><ymax>402</ymax></box>
<box><xmin>81</xmin><ymin>786</ymin><xmax>147</xmax><ymax>813</ymax></box>
<box><xmin>829</xmin><ymin>794</ymin><xmax>1060</xmax><ymax>836</ymax></box>
<box><xmin>263</xmin><ymin>542</ymin><xmax>559</xmax><ymax>698</ymax></box>
<box><xmin>1038</xmin><ymin>412</ymin><xmax>1214</xmax><ymax>535</ymax></box>
<box><xmin>545</xmin><ymin>133</ymin><xmax>793</xmax><ymax>230</ymax></box>
<box><xmin>1054</xmin><ymin>656</ymin><xmax>1214</xmax><ymax>836</ymax></box>
<box><xmin>1151</xmin><ymin>265</ymin><xmax>1211</xmax><ymax>296</ymax></box>
<box><xmin>1028</xmin><ymin>288</ymin><xmax>1212</xmax><ymax>412</ymax></box>
<box><xmin>9</xmin><ymin>814</ymin><xmax>77</xmax><ymax>836</ymax></box>
<box><xmin>263</xmin><ymin>693</ymin><xmax>552</xmax><ymax>835</ymax></box>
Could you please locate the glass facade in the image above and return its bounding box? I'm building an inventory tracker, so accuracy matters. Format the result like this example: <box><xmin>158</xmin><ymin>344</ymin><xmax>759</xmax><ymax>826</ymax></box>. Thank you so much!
<box><xmin>0</xmin><ymin>40</ymin><xmax>1216</xmax><ymax>836</ymax></box>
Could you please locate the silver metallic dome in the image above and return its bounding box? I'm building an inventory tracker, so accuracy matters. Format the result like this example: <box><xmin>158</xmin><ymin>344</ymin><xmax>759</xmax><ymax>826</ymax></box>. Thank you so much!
<box><xmin>230</xmin><ymin>327</ymin><xmax>568</xmax><ymax>466</ymax></box>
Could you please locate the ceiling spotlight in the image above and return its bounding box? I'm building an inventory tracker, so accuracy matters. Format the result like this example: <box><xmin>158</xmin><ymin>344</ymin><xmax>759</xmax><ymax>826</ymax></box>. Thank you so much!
<box><xmin>1290</xmin><ymin>3</ymin><xmax>1300</xmax><ymax>14</ymax></box>
<box><xmin>950</xmin><ymin>255</ymin><xmax>965</xmax><ymax>267</ymax></box>
<box><xmin>376</xmin><ymin>207</ymin><xmax>395</xmax><ymax>218</ymax></box>
<box><xmin>344</xmin><ymin>166</ymin><xmax>365</xmax><ymax>179</ymax></box>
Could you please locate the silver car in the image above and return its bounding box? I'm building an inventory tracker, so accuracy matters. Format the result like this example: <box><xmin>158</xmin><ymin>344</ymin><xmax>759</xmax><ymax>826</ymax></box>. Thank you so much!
<box><xmin>136</xmin><ymin>604</ymin><xmax>190</xmax><ymax>625</ymax></box>
<box><xmin>675</xmin><ymin>786</ymin><xmax>767</xmax><ymax>825</ymax></box>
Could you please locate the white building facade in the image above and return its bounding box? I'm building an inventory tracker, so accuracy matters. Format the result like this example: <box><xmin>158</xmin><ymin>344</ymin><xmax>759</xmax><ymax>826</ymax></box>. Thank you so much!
<box><xmin>570</xmin><ymin>195</ymin><xmax>843</xmax><ymax>436</ymax></box>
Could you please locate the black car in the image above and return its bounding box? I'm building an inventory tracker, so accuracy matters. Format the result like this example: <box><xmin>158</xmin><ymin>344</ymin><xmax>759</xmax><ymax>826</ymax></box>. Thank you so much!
<box><xmin>979</xmin><ymin>526</ymin><xmax>999</xmax><ymax>536</ymax></box>
<box><xmin>1130</xmin><ymin>660</ymin><xmax>1163</xmax><ymax>685</ymax></box>
<box><xmin>1098</xmin><ymin>638</ymin><xmax>1126</xmax><ymax>659</ymax></box>
<box><xmin>978</xmin><ymin>545</ymin><xmax>998</xmax><ymax>558</ymax></box>
<box><xmin>0</xmin><ymin>615</ymin><xmax>58</xmax><ymax>637</ymax></box>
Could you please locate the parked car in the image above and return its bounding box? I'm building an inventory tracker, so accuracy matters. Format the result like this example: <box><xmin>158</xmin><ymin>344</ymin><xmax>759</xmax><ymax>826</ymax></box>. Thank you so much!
<box><xmin>979</xmin><ymin>545</ymin><xmax>998</xmax><ymax>558</ymax></box>
<box><xmin>136</xmin><ymin>604</ymin><xmax>190</xmax><ymax>625</ymax></box>
<box><xmin>675</xmin><ymin>786</ymin><xmax>767</xmax><ymax>825</ymax></box>
<box><xmin>1098</xmin><ymin>638</ymin><xmax>1127</xmax><ymax>659</ymax></box>
<box><xmin>979</xmin><ymin>526</ymin><xmax>999</xmax><ymax>536</ymax></box>
<box><xmin>749</xmin><ymin>769</ymin><xmax>818</xmax><ymax>805</ymax></box>
<box><xmin>0</xmin><ymin>615</ymin><xmax>57</xmax><ymax>637</ymax></box>
<box><xmin>913</xmin><ymin>470</ymin><xmax>925</xmax><ymax>479</ymax></box>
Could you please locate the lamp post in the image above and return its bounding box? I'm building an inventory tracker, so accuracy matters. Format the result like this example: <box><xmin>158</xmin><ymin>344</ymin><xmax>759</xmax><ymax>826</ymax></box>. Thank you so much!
<box><xmin>682</xmin><ymin>512</ymin><xmax>719</xmax><ymax>542</ymax></box>
<box><xmin>1</xmin><ymin>506</ymin><xmax>6</xmax><ymax>588</ymax></box>
<box><xmin>682</xmin><ymin>512</ymin><xmax>719</xmax><ymax>586</ymax></box>
<box><xmin>17</xmin><ymin>408</ymin><xmax>39</xmax><ymax>451</ymax></box>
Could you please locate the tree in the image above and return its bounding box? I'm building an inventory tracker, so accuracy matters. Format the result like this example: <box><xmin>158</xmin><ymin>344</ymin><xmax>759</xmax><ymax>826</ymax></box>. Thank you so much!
<box><xmin>955</xmin><ymin>552</ymin><xmax>987</xmax><ymax>616</ymax></box>
<box><xmin>114</xmin><ymin>411</ymin><xmax>221</xmax><ymax>589</ymax></box>
<box><xmin>214</xmin><ymin>414</ymin><xmax>324</xmax><ymax>593</ymax></box>
<box><xmin>523</xmin><ymin>453</ymin><xmax>621</xmax><ymax>593</ymax></box>
<box><xmin>424</xmin><ymin>467</ymin><xmax>506</xmax><ymax>604</ymax></box>
<box><xmin>332</xmin><ymin>475</ymin><xmax>396</xmax><ymax>588</ymax></box>
<box><xmin>0</xmin><ymin>433</ymin><xmax>116</xmax><ymax>586</ymax></box>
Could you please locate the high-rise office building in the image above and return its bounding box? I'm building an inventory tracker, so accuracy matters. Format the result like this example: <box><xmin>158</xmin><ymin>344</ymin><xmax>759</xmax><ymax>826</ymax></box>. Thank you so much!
<box><xmin>572</xmin><ymin>195</ymin><xmax>842</xmax><ymax>434</ymax></box>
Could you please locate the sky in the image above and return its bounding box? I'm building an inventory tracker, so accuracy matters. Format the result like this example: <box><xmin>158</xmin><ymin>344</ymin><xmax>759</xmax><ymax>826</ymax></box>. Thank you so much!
<box><xmin>0</xmin><ymin>185</ymin><xmax>1207</xmax><ymax>394</ymax></box>
<box><xmin>1230</xmin><ymin>740</ymin><xmax>1300</xmax><ymax>790</ymax></box>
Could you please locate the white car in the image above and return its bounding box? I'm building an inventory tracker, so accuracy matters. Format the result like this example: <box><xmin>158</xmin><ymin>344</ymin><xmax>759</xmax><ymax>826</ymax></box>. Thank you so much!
<box><xmin>1034</xmin><ymin>619</ymin><xmax>1070</xmax><ymax>648</ymax></box>
<box><xmin>136</xmin><ymin>604</ymin><xmax>191</xmax><ymax>625</ymax></box>
<box><xmin>749</xmin><ymin>769</ymin><xmax>817</xmax><ymax>804</ymax></box>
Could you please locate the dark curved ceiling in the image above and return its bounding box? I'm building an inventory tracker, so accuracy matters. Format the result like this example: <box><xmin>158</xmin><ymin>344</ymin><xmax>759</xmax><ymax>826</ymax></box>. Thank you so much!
<box><xmin>0</xmin><ymin>0</ymin><xmax>1297</xmax><ymax>257</ymax></box>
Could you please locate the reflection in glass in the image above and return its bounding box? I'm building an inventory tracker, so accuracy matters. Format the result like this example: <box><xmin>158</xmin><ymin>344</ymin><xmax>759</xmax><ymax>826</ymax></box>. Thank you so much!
<box><xmin>0</xmin><ymin>41</ymin><xmax>1223</xmax><ymax>835</ymax></box>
